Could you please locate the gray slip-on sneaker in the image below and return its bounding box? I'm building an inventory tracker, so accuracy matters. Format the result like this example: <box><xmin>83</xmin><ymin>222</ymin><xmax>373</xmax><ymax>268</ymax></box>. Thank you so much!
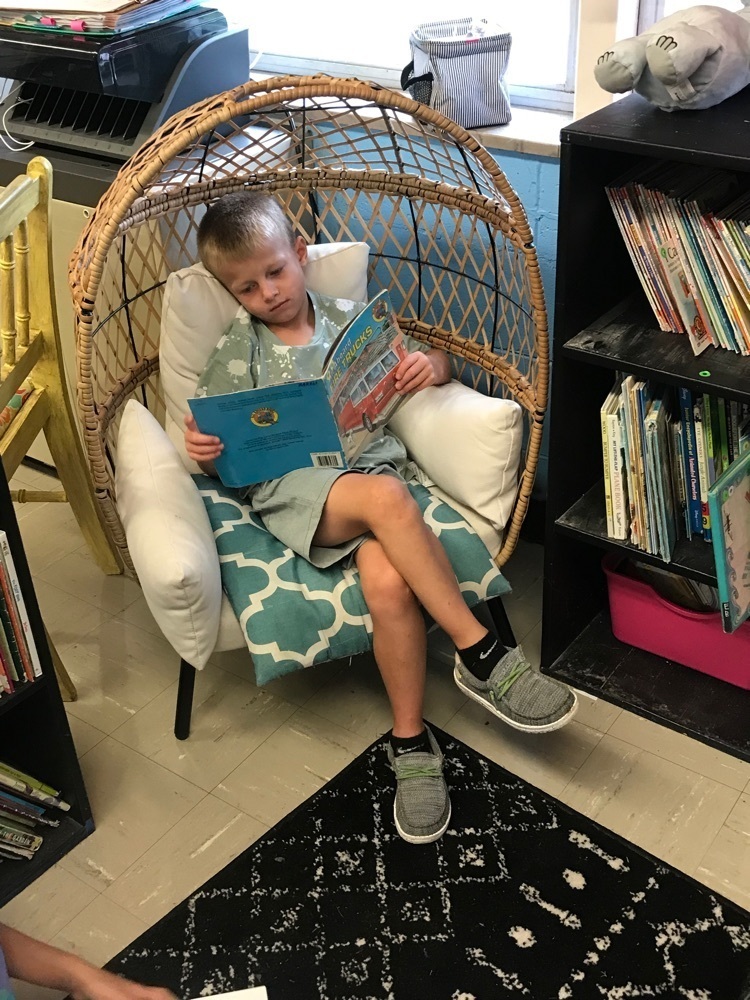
<box><xmin>454</xmin><ymin>645</ymin><xmax>577</xmax><ymax>733</ymax></box>
<box><xmin>386</xmin><ymin>725</ymin><xmax>451</xmax><ymax>845</ymax></box>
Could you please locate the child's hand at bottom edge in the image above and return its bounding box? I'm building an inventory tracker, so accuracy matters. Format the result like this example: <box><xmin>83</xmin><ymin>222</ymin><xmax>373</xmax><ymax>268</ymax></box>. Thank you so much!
<box><xmin>70</xmin><ymin>963</ymin><xmax>176</xmax><ymax>1000</ymax></box>
<box><xmin>184</xmin><ymin>413</ymin><xmax>223</xmax><ymax>464</ymax></box>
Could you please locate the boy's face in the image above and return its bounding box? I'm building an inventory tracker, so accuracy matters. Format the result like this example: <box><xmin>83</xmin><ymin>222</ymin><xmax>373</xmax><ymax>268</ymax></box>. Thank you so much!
<box><xmin>215</xmin><ymin>235</ymin><xmax>309</xmax><ymax>326</ymax></box>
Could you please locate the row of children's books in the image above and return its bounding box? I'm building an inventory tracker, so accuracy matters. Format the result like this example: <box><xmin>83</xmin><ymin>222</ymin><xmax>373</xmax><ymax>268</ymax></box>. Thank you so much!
<box><xmin>0</xmin><ymin>529</ymin><xmax>41</xmax><ymax>698</ymax></box>
<box><xmin>606</xmin><ymin>163</ymin><xmax>750</xmax><ymax>356</ymax></box>
<box><xmin>0</xmin><ymin>759</ymin><xmax>70</xmax><ymax>861</ymax></box>
<box><xmin>600</xmin><ymin>377</ymin><xmax>750</xmax><ymax>632</ymax></box>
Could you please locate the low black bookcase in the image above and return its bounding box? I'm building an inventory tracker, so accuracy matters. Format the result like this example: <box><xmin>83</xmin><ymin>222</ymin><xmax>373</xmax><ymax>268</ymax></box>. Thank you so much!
<box><xmin>541</xmin><ymin>90</ymin><xmax>750</xmax><ymax>763</ymax></box>
<box><xmin>0</xmin><ymin>460</ymin><xmax>93</xmax><ymax>905</ymax></box>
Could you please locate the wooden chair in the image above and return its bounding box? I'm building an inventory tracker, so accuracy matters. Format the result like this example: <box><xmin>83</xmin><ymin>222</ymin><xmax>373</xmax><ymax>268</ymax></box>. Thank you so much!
<box><xmin>0</xmin><ymin>157</ymin><xmax>124</xmax><ymax>699</ymax></box>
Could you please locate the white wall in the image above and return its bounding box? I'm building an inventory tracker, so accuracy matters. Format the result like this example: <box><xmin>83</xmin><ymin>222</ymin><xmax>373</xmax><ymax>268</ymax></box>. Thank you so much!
<box><xmin>575</xmin><ymin>0</ymin><xmax>639</xmax><ymax>119</ymax></box>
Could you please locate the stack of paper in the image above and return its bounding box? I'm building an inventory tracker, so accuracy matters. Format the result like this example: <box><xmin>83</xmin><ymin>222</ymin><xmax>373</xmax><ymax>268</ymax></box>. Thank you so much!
<box><xmin>0</xmin><ymin>0</ymin><xmax>195</xmax><ymax>33</ymax></box>
<box><xmin>188</xmin><ymin>990</ymin><xmax>268</xmax><ymax>1000</ymax></box>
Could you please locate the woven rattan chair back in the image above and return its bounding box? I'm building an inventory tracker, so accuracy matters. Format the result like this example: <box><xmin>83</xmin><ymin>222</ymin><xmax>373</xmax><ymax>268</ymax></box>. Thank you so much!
<box><xmin>70</xmin><ymin>75</ymin><xmax>549</xmax><ymax>573</ymax></box>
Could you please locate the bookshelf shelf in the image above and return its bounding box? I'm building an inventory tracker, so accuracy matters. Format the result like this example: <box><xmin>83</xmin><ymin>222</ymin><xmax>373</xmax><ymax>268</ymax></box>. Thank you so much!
<box><xmin>563</xmin><ymin>297</ymin><xmax>750</xmax><ymax>403</ymax></box>
<box><xmin>555</xmin><ymin>482</ymin><xmax>718</xmax><ymax>585</ymax></box>
<box><xmin>548</xmin><ymin>611</ymin><xmax>750</xmax><ymax>763</ymax></box>
<box><xmin>541</xmin><ymin>89</ymin><xmax>750</xmax><ymax>763</ymax></box>
<box><xmin>0</xmin><ymin>814</ymin><xmax>92</xmax><ymax>908</ymax></box>
<box><xmin>0</xmin><ymin>459</ymin><xmax>93</xmax><ymax>903</ymax></box>
<box><xmin>0</xmin><ymin>674</ymin><xmax>47</xmax><ymax>722</ymax></box>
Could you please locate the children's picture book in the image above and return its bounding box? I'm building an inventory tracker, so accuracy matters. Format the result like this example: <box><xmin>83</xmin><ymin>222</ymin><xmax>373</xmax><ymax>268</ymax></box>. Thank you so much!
<box><xmin>187</xmin><ymin>990</ymin><xmax>267</xmax><ymax>1000</ymax></box>
<box><xmin>189</xmin><ymin>291</ymin><xmax>409</xmax><ymax>488</ymax></box>
<box><xmin>708</xmin><ymin>449</ymin><xmax>750</xmax><ymax>634</ymax></box>
<box><xmin>0</xmin><ymin>531</ymin><xmax>41</xmax><ymax>679</ymax></box>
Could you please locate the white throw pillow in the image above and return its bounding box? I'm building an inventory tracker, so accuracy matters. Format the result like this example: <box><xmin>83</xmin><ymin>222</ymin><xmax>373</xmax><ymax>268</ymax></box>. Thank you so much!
<box><xmin>160</xmin><ymin>241</ymin><xmax>370</xmax><ymax>471</ymax></box>
<box><xmin>389</xmin><ymin>380</ymin><xmax>523</xmax><ymax>534</ymax></box>
<box><xmin>115</xmin><ymin>399</ymin><xmax>222</xmax><ymax>669</ymax></box>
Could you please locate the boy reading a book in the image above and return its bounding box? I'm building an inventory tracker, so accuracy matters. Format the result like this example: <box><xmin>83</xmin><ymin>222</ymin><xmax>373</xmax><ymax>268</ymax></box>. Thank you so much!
<box><xmin>184</xmin><ymin>192</ymin><xmax>576</xmax><ymax>845</ymax></box>
<box><xmin>0</xmin><ymin>921</ymin><xmax>175</xmax><ymax>1000</ymax></box>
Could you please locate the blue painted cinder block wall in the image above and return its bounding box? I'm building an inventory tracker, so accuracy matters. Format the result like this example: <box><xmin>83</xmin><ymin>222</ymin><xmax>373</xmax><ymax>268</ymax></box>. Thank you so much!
<box><xmin>489</xmin><ymin>150</ymin><xmax>559</xmax><ymax>497</ymax></box>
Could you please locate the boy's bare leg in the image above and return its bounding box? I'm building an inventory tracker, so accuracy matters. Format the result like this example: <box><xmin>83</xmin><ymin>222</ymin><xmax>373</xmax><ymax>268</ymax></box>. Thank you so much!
<box><xmin>355</xmin><ymin>538</ymin><xmax>427</xmax><ymax>738</ymax></box>
<box><xmin>354</xmin><ymin>535</ymin><xmax>451</xmax><ymax>845</ymax></box>
<box><xmin>316</xmin><ymin>474</ymin><xmax>486</xmax><ymax>649</ymax></box>
<box><xmin>317</xmin><ymin>474</ymin><xmax>576</xmax><ymax>736</ymax></box>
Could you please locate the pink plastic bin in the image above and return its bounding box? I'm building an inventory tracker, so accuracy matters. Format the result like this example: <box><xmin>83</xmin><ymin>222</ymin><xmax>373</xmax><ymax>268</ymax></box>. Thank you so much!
<box><xmin>602</xmin><ymin>553</ymin><xmax>750</xmax><ymax>690</ymax></box>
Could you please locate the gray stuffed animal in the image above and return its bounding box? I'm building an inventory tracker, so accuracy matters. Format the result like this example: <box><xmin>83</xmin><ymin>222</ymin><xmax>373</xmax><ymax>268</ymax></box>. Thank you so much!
<box><xmin>595</xmin><ymin>3</ymin><xmax>750</xmax><ymax>110</ymax></box>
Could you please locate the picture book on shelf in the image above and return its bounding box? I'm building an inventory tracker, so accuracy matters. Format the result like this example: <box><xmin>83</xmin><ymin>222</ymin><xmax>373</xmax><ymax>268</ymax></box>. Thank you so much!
<box><xmin>0</xmin><ymin>762</ymin><xmax>70</xmax><ymax>862</ymax></box>
<box><xmin>0</xmin><ymin>760</ymin><xmax>70</xmax><ymax>812</ymax></box>
<box><xmin>189</xmin><ymin>291</ymin><xmax>409</xmax><ymax>488</ymax></box>
<box><xmin>605</xmin><ymin>162</ymin><xmax>750</xmax><ymax>356</ymax></box>
<box><xmin>0</xmin><ymin>531</ymin><xmax>41</xmax><ymax>678</ymax></box>
<box><xmin>707</xmin><ymin>449</ymin><xmax>750</xmax><ymax>634</ymax></box>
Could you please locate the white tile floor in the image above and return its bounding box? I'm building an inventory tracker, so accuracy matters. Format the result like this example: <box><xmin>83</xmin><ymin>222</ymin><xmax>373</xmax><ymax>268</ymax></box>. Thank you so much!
<box><xmin>3</xmin><ymin>463</ymin><xmax>749</xmax><ymax>998</ymax></box>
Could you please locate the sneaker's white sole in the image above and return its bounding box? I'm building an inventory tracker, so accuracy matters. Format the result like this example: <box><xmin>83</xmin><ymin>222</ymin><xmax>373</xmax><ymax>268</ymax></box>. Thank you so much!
<box><xmin>453</xmin><ymin>664</ymin><xmax>578</xmax><ymax>734</ymax></box>
<box><xmin>394</xmin><ymin>801</ymin><xmax>451</xmax><ymax>845</ymax></box>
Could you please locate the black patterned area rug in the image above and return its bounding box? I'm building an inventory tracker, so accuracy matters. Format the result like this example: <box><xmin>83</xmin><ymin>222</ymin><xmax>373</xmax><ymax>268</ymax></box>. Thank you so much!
<box><xmin>107</xmin><ymin>726</ymin><xmax>750</xmax><ymax>999</ymax></box>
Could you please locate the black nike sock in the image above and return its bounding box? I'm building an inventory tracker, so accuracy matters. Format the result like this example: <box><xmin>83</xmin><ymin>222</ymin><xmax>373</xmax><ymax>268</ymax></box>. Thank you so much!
<box><xmin>389</xmin><ymin>728</ymin><xmax>433</xmax><ymax>757</ymax></box>
<box><xmin>458</xmin><ymin>632</ymin><xmax>510</xmax><ymax>682</ymax></box>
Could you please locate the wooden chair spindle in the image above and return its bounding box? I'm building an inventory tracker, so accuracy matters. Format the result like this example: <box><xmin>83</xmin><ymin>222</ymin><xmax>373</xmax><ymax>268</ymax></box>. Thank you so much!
<box><xmin>0</xmin><ymin>235</ymin><xmax>14</xmax><ymax>374</ymax></box>
<box><xmin>14</xmin><ymin>219</ymin><xmax>30</xmax><ymax>349</ymax></box>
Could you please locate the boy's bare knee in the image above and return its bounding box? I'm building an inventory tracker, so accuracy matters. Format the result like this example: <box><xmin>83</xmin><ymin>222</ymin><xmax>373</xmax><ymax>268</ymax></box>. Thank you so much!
<box><xmin>367</xmin><ymin>476</ymin><xmax>418</xmax><ymax>529</ymax></box>
<box><xmin>359</xmin><ymin>545</ymin><xmax>415</xmax><ymax>618</ymax></box>
<box><xmin>365</xmin><ymin>568</ymin><xmax>415</xmax><ymax>618</ymax></box>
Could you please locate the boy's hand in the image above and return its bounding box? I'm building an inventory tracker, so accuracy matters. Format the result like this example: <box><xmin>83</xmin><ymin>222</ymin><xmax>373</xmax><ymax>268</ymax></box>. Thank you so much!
<box><xmin>184</xmin><ymin>413</ymin><xmax>223</xmax><ymax>463</ymax></box>
<box><xmin>71</xmin><ymin>964</ymin><xmax>176</xmax><ymax>1000</ymax></box>
<box><xmin>395</xmin><ymin>352</ymin><xmax>437</xmax><ymax>395</ymax></box>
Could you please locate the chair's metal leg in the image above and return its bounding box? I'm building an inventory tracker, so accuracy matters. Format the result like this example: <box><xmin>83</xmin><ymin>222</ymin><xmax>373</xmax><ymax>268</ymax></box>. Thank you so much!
<box><xmin>174</xmin><ymin>659</ymin><xmax>196</xmax><ymax>740</ymax></box>
<box><xmin>485</xmin><ymin>595</ymin><xmax>518</xmax><ymax>650</ymax></box>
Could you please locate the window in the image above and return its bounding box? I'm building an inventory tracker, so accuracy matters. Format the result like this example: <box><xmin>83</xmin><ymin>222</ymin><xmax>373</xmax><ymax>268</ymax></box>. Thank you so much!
<box><xmin>364</xmin><ymin>361</ymin><xmax>388</xmax><ymax>392</ymax></box>
<box><xmin>639</xmin><ymin>0</ymin><xmax>737</xmax><ymax>30</ymax></box>
<box><xmin>216</xmin><ymin>3</ymin><xmax>579</xmax><ymax>112</ymax></box>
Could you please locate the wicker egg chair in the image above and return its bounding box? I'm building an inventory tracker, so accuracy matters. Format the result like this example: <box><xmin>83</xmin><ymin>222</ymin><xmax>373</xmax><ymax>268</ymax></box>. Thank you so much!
<box><xmin>70</xmin><ymin>74</ymin><xmax>548</xmax><ymax>576</ymax></box>
<box><xmin>70</xmin><ymin>76</ymin><xmax>549</xmax><ymax>737</ymax></box>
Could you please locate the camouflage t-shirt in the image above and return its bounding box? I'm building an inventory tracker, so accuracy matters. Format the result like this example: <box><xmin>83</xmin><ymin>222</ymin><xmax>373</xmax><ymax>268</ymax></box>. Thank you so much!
<box><xmin>195</xmin><ymin>290</ymin><xmax>428</xmax><ymax>475</ymax></box>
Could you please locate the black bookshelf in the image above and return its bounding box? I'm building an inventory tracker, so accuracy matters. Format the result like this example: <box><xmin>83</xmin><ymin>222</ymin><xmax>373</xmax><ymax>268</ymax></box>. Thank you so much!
<box><xmin>0</xmin><ymin>462</ymin><xmax>93</xmax><ymax>905</ymax></box>
<box><xmin>541</xmin><ymin>91</ymin><xmax>750</xmax><ymax>764</ymax></box>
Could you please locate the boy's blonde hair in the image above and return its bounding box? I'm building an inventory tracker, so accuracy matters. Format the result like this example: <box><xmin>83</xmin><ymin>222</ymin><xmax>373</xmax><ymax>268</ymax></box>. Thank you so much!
<box><xmin>197</xmin><ymin>191</ymin><xmax>296</xmax><ymax>275</ymax></box>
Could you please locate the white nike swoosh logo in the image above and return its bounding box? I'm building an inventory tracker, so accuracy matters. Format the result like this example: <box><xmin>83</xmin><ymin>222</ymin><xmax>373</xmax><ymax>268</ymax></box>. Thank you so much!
<box><xmin>479</xmin><ymin>643</ymin><xmax>498</xmax><ymax>660</ymax></box>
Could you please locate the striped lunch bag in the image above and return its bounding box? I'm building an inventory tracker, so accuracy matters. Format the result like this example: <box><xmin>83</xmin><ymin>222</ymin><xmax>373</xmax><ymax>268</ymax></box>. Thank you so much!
<box><xmin>401</xmin><ymin>18</ymin><xmax>512</xmax><ymax>129</ymax></box>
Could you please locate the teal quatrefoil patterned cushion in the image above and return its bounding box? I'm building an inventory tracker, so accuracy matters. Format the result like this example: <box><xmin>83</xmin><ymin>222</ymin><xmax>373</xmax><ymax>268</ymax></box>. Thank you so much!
<box><xmin>193</xmin><ymin>475</ymin><xmax>511</xmax><ymax>685</ymax></box>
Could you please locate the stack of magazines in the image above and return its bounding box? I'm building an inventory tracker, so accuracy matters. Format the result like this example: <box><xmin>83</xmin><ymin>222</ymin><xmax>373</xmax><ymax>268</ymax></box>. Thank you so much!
<box><xmin>0</xmin><ymin>0</ymin><xmax>197</xmax><ymax>34</ymax></box>
<box><xmin>0</xmin><ymin>759</ymin><xmax>70</xmax><ymax>861</ymax></box>
<box><xmin>601</xmin><ymin>377</ymin><xmax>750</xmax><ymax>632</ymax></box>
<box><xmin>606</xmin><ymin>164</ymin><xmax>750</xmax><ymax>356</ymax></box>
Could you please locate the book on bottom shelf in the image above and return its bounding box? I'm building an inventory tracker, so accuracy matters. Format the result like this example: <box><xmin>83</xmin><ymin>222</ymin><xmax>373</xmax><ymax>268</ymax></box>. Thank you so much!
<box><xmin>0</xmin><ymin>528</ymin><xmax>43</xmax><ymax>700</ymax></box>
<box><xmin>0</xmin><ymin>760</ymin><xmax>71</xmax><ymax>863</ymax></box>
<box><xmin>0</xmin><ymin>531</ymin><xmax>41</xmax><ymax>678</ymax></box>
<box><xmin>595</xmin><ymin>379</ymin><xmax>750</xmax><ymax>563</ymax></box>
<box><xmin>708</xmin><ymin>449</ymin><xmax>750</xmax><ymax>634</ymax></box>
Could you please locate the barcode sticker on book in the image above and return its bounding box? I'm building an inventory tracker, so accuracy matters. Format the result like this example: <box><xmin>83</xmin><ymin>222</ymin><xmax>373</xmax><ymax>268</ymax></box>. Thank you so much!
<box><xmin>311</xmin><ymin>452</ymin><xmax>344</xmax><ymax>468</ymax></box>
